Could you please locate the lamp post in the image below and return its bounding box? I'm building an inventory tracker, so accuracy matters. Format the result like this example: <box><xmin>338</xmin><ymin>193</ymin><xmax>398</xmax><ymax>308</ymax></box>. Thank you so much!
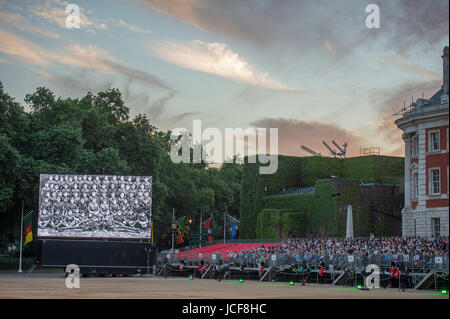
<box><xmin>171</xmin><ymin>208</ymin><xmax>175</xmax><ymax>253</ymax></box>
<box><xmin>199</xmin><ymin>211</ymin><xmax>202</xmax><ymax>248</ymax></box>
<box><xmin>18</xmin><ymin>200</ymin><xmax>24</xmax><ymax>273</ymax></box>
<box><xmin>224</xmin><ymin>212</ymin><xmax>226</xmax><ymax>244</ymax></box>
<box><xmin>171</xmin><ymin>210</ymin><xmax>186</xmax><ymax>252</ymax></box>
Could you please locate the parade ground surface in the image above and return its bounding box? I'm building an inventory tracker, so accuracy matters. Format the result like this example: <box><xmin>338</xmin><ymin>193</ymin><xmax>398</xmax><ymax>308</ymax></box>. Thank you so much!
<box><xmin>0</xmin><ymin>273</ymin><xmax>448</xmax><ymax>299</ymax></box>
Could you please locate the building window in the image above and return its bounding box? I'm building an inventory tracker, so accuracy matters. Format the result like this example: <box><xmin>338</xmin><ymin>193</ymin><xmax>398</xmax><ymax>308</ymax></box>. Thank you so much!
<box><xmin>447</xmin><ymin>128</ymin><xmax>449</xmax><ymax>151</ymax></box>
<box><xmin>411</xmin><ymin>136</ymin><xmax>419</xmax><ymax>156</ymax></box>
<box><xmin>414</xmin><ymin>219</ymin><xmax>417</xmax><ymax>237</ymax></box>
<box><xmin>430</xmin><ymin>168</ymin><xmax>441</xmax><ymax>195</ymax></box>
<box><xmin>432</xmin><ymin>218</ymin><xmax>440</xmax><ymax>237</ymax></box>
<box><xmin>429</xmin><ymin>131</ymin><xmax>440</xmax><ymax>152</ymax></box>
<box><xmin>412</xmin><ymin>172</ymin><xmax>418</xmax><ymax>198</ymax></box>
<box><xmin>416</xmin><ymin>136</ymin><xmax>419</xmax><ymax>155</ymax></box>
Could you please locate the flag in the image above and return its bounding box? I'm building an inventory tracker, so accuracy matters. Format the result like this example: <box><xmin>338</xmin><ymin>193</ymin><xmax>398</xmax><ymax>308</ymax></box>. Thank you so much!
<box><xmin>176</xmin><ymin>224</ymin><xmax>184</xmax><ymax>245</ymax></box>
<box><xmin>230</xmin><ymin>223</ymin><xmax>238</xmax><ymax>240</ymax></box>
<box><xmin>24</xmin><ymin>213</ymin><xmax>33</xmax><ymax>245</ymax></box>
<box><xmin>202</xmin><ymin>217</ymin><xmax>212</xmax><ymax>228</ymax></box>
<box><xmin>202</xmin><ymin>217</ymin><xmax>213</xmax><ymax>243</ymax></box>
<box><xmin>226</xmin><ymin>213</ymin><xmax>239</xmax><ymax>240</ymax></box>
<box><xmin>178</xmin><ymin>219</ymin><xmax>185</xmax><ymax>231</ymax></box>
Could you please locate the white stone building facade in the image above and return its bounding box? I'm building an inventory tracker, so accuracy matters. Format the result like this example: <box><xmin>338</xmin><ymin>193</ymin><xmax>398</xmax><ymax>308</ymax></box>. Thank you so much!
<box><xmin>395</xmin><ymin>47</ymin><xmax>449</xmax><ymax>237</ymax></box>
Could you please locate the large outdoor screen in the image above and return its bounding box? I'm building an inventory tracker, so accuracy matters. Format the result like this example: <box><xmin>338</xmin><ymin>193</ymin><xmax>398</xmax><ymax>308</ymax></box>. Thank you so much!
<box><xmin>37</xmin><ymin>174</ymin><xmax>152</xmax><ymax>239</ymax></box>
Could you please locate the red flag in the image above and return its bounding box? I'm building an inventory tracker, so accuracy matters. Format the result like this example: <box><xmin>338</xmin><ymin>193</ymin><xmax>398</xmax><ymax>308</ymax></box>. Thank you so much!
<box><xmin>176</xmin><ymin>227</ymin><xmax>184</xmax><ymax>245</ymax></box>
<box><xmin>203</xmin><ymin>218</ymin><xmax>212</xmax><ymax>228</ymax></box>
<box><xmin>208</xmin><ymin>236</ymin><xmax>213</xmax><ymax>243</ymax></box>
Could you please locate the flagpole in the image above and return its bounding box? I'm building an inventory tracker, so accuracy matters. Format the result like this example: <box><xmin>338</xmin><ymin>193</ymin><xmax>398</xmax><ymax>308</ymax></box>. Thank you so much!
<box><xmin>199</xmin><ymin>211</ymin><xmax>202</xmax><ymax>249</ymax></box>
<box><xmin>224</xmin><ymin>212</ymin><xmax>226</xmax><ymax>244</ymax></box>
<box><xmin>171</xmin><ymin>208</ymin><xmax>175</xmax><ymax>253</ymax></box>
<box><xmin>18</xmin><ymin>200</ymin><xmax>24</xmax><ymax>273</ymax></box>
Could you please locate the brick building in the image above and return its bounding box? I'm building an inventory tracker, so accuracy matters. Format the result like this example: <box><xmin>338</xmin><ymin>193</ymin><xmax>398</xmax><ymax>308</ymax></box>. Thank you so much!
<box><xmin>395</xmin><ymin>47</ymin><xmax>449</xmax><ymax>237</ymax></box>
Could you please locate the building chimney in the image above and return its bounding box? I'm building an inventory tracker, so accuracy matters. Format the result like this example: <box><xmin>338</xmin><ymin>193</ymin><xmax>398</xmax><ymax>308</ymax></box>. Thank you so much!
<box><xmin>443</xmin><ymin>46</ymin><xmax>449</xmax><ymax>96</ymax></box>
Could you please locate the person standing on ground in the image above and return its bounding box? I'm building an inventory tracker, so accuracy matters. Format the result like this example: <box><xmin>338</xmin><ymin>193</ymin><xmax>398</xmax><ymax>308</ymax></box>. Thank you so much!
<box><xmin>259</xmin><ymin>262</ymin><xmax>265</xmax><ymax>280</ymax></box>
<box><xmin>319</xmin><ymin>263</ymin><xmax>325</xmax><ymax>284</ymax></box>
<box><xmin>389</xmin><ymin>263</ymin><xmax>396</xmax><ymax>288</ymax></box>
<box><xmin>198</xmin><ymin>260</ymin><xmax>204</xmax><ymax>278</ymax></box>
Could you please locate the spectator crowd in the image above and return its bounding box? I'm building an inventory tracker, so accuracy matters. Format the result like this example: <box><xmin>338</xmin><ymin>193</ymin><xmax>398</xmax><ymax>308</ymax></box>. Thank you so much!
<box><xmin>226</xmin><ymin>236</ymin><xmax>449</xmax><ymax>262</ymax></box>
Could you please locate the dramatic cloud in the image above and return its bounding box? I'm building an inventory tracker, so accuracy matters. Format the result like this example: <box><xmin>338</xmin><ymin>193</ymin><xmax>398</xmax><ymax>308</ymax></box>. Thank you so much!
<box><xmin>140</xmin><ymin>0</ymin><xmax>204</xmax><ymax>31</ymax></box>
<box><xmin>141</xmin><ymin>0</ymin><xmax>449</xmax><ymax>56</ymax></box>
<box><xmin>0</xmin><ymin>29</ymin><xmax>176</xmax><ymax>122</ymax></box>
<box><xmin>151</xmin><ymin>40</ymin><xmax>297</xmax><ymax>91</ymax></box>
<box><xmin>251</xmin><ymin>118</ymin><xmax>365</xmax><ymax>157</ymax></box>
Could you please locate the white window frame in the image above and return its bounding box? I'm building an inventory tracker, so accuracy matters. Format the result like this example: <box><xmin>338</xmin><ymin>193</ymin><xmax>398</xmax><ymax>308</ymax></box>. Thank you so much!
<box><xmin>429</xmin><ymin>167</ymin><xmax>441</xmax><ymax>195</ymax></box>
<box><xmin>429</xmin><ymin>130</ymin><xmax>440</xmax><ymax>152</ymax></box>
<box><xmin>411</xmin><ymin>136</ymin><xmax>419</xmax><ymax>156</ymax></box>
<box><xmin>432</xmin><ymin>218</ymin><xmax>440</xmax><ymax>237</ymax></box>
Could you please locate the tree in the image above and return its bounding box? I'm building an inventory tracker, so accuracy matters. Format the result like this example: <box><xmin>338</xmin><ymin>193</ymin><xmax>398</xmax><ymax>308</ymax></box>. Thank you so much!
<box><xmin>0</xmin><ymin>82</ymin><xmax>243</xmax><ymax>252</ymax></box>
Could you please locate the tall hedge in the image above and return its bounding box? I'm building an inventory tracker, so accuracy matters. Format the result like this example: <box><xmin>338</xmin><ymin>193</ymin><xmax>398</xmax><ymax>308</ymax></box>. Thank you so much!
<box><xmin>342</xmin><ymin>156</ymin><xmax>404</xmax><ymax>184</ymax></box>
<box><xmin>241</xmin><ymin>155</ymin><xmax>404</xmax><ymax>238</ymax></box>
<box><xmin>239</xmin><ymin>161</ymin><xmax>264</xmax><ymax>238</ymax></box>
<box><xmin>255</xmin><ymin>178</ymin><xmax>398</xmax><ymax>239</ymax></box>
<box><xmin>256</xmin><ymin>208</ymin><xmax>310</xmax><ymax>239</ymax></box>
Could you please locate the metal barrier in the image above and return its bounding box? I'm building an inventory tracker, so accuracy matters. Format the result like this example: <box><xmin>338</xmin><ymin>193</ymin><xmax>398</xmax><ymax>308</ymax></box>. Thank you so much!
<box><xmin>157</xmin><ymin>251</ymin><xmax>448</xmax><ymax>281</ymax></box>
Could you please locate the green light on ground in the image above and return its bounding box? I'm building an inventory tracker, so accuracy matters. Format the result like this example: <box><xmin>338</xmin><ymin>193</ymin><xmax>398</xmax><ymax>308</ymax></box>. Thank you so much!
<box><xmin>91</xmin><ymin>270</ymin><xmax>96</xmax><ymax>274</ymax></box>
<box><xmin>239</xmin><ymin>279</ymin><xmax>244</xmax><ymax>283</ymax></box>
<box><xmin>189</xmin><ymin>275</ymin><xmax>193</xmax><ymax>280</ymax></box>
<box><xmin>289</xmin><ymin>281</ymin><xmax>294</xmax><ymax>286</ymax></box>
<box><xmin>442</xmin><ymin>290</ymin><xmax>448</xmax><ymax>295</ymax></box>
<box><xmin>357</xmin><ymin>285</ymin><xmax>362</xmax><ymax>289</ymax></box>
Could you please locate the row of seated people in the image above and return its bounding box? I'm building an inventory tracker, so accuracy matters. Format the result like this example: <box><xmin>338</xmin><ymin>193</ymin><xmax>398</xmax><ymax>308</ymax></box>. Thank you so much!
<box><xmin>165</xmin><ymin>260</ymin><xmax>418</xmax><ymax>289</ymax></box>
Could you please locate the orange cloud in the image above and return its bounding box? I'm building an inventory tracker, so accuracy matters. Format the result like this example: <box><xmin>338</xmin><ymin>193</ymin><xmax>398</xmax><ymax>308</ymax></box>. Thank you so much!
<box><xmin>0</xmin><ymin>11</ymin><xmax>60</xmax><ymax>39</ymax></box>
<box><xmin>324</xmin><ymin>41</ymin><xmax>337</xmax><ymax>55</ymax></box>
<box><xmin>0</xmin><ymin>29</ymin><xmax>49</xmax><ymax>65</ymax></box>
<box><xmin>370</xmin><ymin>79</ymin><xmax>442</xmax><ymax>157</ymax></box>
<box><xmin>250</xmin><ymin>118</ymin><xmax>365</xmax><ymax>157</ymax></box>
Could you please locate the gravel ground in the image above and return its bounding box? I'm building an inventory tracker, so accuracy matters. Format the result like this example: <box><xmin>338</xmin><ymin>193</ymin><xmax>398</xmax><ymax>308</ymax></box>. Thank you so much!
<box><xmin>0</xmin><ymin>275</ymin><xmax>447</xmax><ymax>299</ymax></box>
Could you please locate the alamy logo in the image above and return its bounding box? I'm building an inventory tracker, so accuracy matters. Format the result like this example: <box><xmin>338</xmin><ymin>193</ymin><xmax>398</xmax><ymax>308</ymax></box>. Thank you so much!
<box><xmin>65</xmin><ymin>4</ymin><xmax>80</xmax><ymax>29</ymax></box>
<box><xmin>365</xmin><ymin>4</ymin><xmax>380</xmax><ymax>29</ymax></box>
<box><xmin>170</xmin><ymin>120</ymin><xmax>278</xmax><ymax>174</ymax></box>
<box><xmin>65</xmin><ymin>264</ymin><xmax>80</xmax><ymax>288</ymax></box>
<box><xmin>365</xmin><ymin>264</ymin><xmax>380</xmax><ymax>289</ymax></box>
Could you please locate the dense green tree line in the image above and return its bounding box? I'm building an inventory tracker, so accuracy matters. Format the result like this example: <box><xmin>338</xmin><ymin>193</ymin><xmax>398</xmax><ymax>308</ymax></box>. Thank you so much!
<box><xmin>0</xmin><ymin>82</ymin><xmax>242</xmax><ymax>252</ymax></box>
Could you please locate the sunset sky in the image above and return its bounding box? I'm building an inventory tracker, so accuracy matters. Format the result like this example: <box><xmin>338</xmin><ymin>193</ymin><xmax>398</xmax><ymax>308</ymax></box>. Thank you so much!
<box><xmin>0</xmin><ymin>0</ymin><xmax>449</xmax><ymax>158</ymax></box>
